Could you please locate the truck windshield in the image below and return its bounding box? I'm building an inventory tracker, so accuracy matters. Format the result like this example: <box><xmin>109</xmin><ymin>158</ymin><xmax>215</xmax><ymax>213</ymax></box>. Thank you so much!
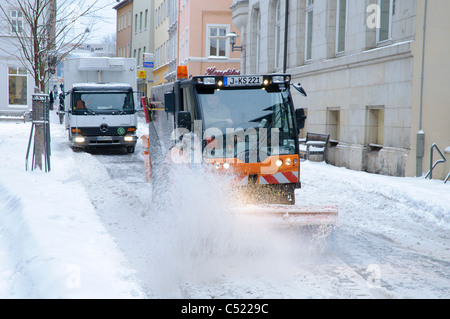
<box><xmin>72</xmin><ymin>91</ymin><xmax>134</xmax><ymax>115</ymax></box>
<box><xmin>198</xmin><ymin>86</ymin><xmax>297</xmax><ymax>162</ymax></box>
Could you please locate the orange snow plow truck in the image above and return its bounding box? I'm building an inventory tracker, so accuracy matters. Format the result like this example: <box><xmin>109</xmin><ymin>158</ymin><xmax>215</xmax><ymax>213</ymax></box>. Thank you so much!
<box><xmin>142</xmin><ymin>67</ymin><xmax>337</xmax><ymax>226</ymax></box>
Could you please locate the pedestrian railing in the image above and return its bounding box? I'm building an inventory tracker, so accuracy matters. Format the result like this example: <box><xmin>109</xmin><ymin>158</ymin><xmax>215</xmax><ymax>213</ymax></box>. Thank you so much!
<box><xmin>425</xmin><ymin>143</ymin><xmax>447</xmax><ymax>183</ymax></box>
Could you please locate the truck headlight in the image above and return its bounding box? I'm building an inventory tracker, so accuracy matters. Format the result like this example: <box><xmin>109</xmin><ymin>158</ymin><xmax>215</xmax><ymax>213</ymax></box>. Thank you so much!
<box><xmin>223</xmin><ymin>162</ymin><xmax>230</xmax><ymax>170</ymax></box>
<box><xmin>275</xmin><ymin>159</ymin><xmax>283</xmax><ymax>167</ymax></box>
<box><xmin>272</xmin><ymin>76</ymin><xmax>285</xmax><ymax>84</ymax></box>
<box><xmin>124</xmin><ymin>136</ymin><xmax>134</xmax><ymax>142</ymax></box>
<box><xmin>74</xmin><ymin>136</ymin><xmax>85</xmax><ymax>143</ymax></box>
<box><xmin>203</xmin><ymin>77</ymin><xmax>216</xmax><ymax>85</ymax></box>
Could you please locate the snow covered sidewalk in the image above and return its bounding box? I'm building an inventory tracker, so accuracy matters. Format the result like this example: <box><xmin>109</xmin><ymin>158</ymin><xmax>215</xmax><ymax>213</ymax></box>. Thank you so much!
<box><xmin>0</xmin><ymin>117</ymin><xmax>146</xmax><ymax>298</ymax></box>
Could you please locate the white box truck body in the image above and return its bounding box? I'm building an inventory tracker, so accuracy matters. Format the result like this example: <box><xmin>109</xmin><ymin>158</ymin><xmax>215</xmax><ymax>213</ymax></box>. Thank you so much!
<box><xmin>63</xmin><ymin>57</ymin><xmax>138</xmax><ymax>153</ymax></box>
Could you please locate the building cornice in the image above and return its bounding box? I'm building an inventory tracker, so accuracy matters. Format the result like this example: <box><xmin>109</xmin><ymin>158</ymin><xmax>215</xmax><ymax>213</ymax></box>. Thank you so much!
<box><xmin>290</xmin><ymin>41</ymin><xmax>413</xmax><ymax>78</ymax></box>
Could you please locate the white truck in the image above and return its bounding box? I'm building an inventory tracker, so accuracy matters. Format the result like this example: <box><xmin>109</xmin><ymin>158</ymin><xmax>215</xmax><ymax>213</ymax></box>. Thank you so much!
<box><xmin>63</xmin><ymin>57</ymin><xmax>138</xmax><ymax>153</ymax></box>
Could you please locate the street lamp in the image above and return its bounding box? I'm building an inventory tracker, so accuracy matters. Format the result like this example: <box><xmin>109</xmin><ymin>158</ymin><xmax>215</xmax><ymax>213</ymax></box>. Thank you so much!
<box><xmin>226</xmin><ymin>31</ymin><xmax>243</xmax><ymax>52</ymax></box>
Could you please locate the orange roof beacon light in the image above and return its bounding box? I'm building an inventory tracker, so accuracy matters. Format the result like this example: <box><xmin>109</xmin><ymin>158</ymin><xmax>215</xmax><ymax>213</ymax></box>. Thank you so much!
<box><xmin>177</xmin><ymin>65</ymin><xmax>188</xmax><ymax>79</ymax></box>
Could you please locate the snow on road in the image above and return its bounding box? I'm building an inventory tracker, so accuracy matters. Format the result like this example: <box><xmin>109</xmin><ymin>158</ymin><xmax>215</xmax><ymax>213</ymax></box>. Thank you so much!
<box><xmin>0</xmin><ymin>112</ymin><xmax>449</xmax><ymax>299</ymax></box>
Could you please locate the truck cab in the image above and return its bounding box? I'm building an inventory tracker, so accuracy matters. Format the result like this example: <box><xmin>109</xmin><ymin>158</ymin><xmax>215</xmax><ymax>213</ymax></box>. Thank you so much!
<box><xmin>67</xmin><ymin>83</ymin><xmax>138</xmax><ymax>153</ymax></box>
<box><xmin>63</xmin><ymin>57</ymin><xmax>138</xmax><ymax>153</ymax></box>
<box><xmin>146</xmin><ymin>71</ymin><xmax>307</xmax><ymax>204</ymax></box>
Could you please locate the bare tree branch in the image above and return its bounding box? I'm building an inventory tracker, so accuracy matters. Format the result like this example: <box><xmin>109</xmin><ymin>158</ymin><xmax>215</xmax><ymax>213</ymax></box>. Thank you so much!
<box><xmin>0</xmin><ymin>0</ymin><xmax>101</xmax><ymax>92</ymax></box>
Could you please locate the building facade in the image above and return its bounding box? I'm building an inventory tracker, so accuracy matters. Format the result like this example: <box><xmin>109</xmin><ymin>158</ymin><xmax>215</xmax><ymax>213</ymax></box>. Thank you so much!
<box><xmin>166</xmin><ymin>0</ymin><xmax>178</xmax><ymax>82</ymax></box>
<box><xmin>178</xmin><ymin>0</ymin><xmax>241</xmax><ymax>77</ymax></box>
<box><xmin>114</xmin><ymin>0</ymin><xmax>133</xmax><ymax>59</ymax></box>
<box><xmin>153</xmin><ymin>0</ymin><xmax>170</xmax><ymax>86</ymax></box>
<box><xmin>116</xmin><ymin>0</ymin><xmax>155</xmax><ymax>97</ymax></box>
<box><xmin>0</xmin><ymin>1</ymin><xmax>41</xmax><ymax>115</ymax></box>
<box><xmin>232</xmin><ymin>0</ymin><xmax>450</xmax><ymax>180</ymax></box>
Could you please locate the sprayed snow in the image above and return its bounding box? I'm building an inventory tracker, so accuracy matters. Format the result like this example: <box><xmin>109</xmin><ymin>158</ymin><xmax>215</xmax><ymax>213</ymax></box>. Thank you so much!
<box><xmin>0</xmin><ymin>112</ymin><xmax>449</xmax><ymax>299</ymax></box>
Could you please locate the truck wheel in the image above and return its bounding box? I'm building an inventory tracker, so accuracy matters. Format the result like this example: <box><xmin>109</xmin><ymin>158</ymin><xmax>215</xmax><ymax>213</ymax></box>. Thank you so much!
<box><xmin>127</xmin><ymin>146</ymin><xmax>135</xmax><ymax>153</ymax></box>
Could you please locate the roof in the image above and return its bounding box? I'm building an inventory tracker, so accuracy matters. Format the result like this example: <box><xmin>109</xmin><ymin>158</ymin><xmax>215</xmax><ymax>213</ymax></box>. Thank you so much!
<box><xmin>113</xmin><ymin>0</ymin><xmax>132</xmax><ymax>10</ymax></box>
<box><xmin>71</xmin><ymin>83</ymin><xmax>133</xmax><ymax>91</ymax></box>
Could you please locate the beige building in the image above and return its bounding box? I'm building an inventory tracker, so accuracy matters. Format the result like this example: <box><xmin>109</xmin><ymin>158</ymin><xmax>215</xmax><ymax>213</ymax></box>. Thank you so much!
<box><xmin>178</xmin><ymin>0</ymin><xmax>241</xmax><ymax>77</ymax></box>
<box><xmin>232</xmin><ymin>0</ymin><xmax>450</xmax><ymax>180</ymax></box>
<box><xmin>153</xmin><ymin>0</ymin><xmax>170</xmax><ymax>86</ymax></box>
<box><xmin>114</xmin><ymin>0</ymin><xmax>133</xmax><ymax>59</ymax></box>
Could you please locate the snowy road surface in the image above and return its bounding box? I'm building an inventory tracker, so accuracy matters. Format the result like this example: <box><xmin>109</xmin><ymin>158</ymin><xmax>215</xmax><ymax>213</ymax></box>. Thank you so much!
<box><xmin>0</xmin><ymin>112</ymin><xmax>449</xmax><ymax>298</ymax></box>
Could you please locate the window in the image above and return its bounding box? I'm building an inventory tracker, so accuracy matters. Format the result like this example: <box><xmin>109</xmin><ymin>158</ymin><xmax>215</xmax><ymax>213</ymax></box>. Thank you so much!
<box><xmin>207</xmin><ymin>25</ymin><xmax>229</xmax><ymax>58</ymax></box>
<box><xmin>156</xmin><ymin>7</ymin><xmax>159</xmax><ymax>26</ymax></box>
<box><xmin>11</xmin><ymin>10</ymin><xmax>23</xmax><ymax>34</ymax></box>
<box><xmin>336</xmin><ymin>0</ymin><xmax>347</xmax><ymax>54</ymax></box>
<box><xmin>8</xmin><ymin>66</ymin><xmax>27</xmax><ymax>106</ymax></box>
<box><xmin>182</xmin><ymin>86</ymin><xmax>196</xmax><ymax>131</ymax></box>
<box><xmin>378</xmin><ymin>0</ymin><xmax>393</xmax><ymax>43</ymax></box>
<box><xmin>367</xmin><ymin>106</ymin><xmax>385</xmax><ymax>147</ymax></box>
<box><xmin>305</xmin><ymin>0</ymin><xmax>314</xmax><ymax>61</ymax></box>
<box><xmin>327</xmin><ymin>108</ymin><xmax>340</xmax><ymax>141</ymax></box>
<box><xmin>274</xmin><ymin>1</ymin><xmax>281</xmax><ymax>69</ymax></box>
<box><xmin>180</xmin><ymin>33</ymin><xmax>185</xmax><ymax>62</ymax></box>
<box><xmin>145</xmin><ymin>10</ymin><xmax>148</xmax><ymax>29</ymax></box>
<box><xmin>72</xmin><ymin>91</ymin><xmax>135</xmax><ymax>114</ymax></box>
<box><xmin>134</xmin><ymin>14</ymin><xmax>138</xmax><ymax>34</ymax></box>
<box><xmin>185</xmin><ymin>27</ymin><xmax>189</xmax><ymax>61</ymax></box>
<box><xmin>198</xmin><ymin>87</ymin><xmax>298</xmax><ymax>160</ymax></box>
<box><xmin>139</xmin><ymin>12</ymin><xmax>143</xmax><ymax>31</ymax></box>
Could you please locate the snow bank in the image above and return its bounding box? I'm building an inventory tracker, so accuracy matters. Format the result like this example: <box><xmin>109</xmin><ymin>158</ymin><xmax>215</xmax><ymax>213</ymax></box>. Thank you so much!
<box><xmin>0</xmin><ymin>117</ymin><xmax>145</xmax><ymax>298</ymax></box>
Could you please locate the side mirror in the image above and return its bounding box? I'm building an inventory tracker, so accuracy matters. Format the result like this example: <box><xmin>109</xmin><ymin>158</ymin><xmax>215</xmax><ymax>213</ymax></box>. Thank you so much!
<box><xmin>164</xmin><ymin>91</ymin><xmax>175</xmax><ymax>113</ymax></box>
<box><xmin>177</xmin><ymin>111</ymin><xmax>192</xmax><ymax>131</ymax></box>
<box><xmin>295</xmin><ymin>108</ymin><xmax>307</xmax><ymax>130</ymax></box>
<box><xmin>292</xmin><ymin>83</ymin><xmax>307</xmax><ymax>97</ymax></box>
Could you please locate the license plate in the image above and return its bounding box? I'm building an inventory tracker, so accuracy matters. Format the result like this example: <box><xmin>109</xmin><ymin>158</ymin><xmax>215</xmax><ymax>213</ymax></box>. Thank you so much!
<box><xmin>97</xmin><ymin>136</ymin><xmax>112</xmax><ymax>141</ymax></box>
<box><xmin>224</xmin><ymin>76</ymin><xmax>263</xmax><ymax>87</ymax></box>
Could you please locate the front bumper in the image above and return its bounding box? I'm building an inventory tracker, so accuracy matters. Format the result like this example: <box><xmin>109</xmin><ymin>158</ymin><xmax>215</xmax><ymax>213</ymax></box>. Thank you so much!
<box><xmin>71</xmin><ymin>134</ymin><xmax>137</xmax><ymax>148</ymax></box>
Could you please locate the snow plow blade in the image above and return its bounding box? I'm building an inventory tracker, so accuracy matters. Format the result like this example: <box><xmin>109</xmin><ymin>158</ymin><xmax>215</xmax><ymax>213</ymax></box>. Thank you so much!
<box><xmin>233</xmin><ymin>205</ymin><xmax>338</xmax><ymax>227</ymax></box>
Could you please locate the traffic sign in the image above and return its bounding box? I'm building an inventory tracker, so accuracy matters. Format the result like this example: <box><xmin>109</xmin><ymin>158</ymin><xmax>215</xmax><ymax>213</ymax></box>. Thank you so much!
<box><xmin>143</xmin><ymin>61</ymin><xmax>154</xmax><ymax>68</ymax></box>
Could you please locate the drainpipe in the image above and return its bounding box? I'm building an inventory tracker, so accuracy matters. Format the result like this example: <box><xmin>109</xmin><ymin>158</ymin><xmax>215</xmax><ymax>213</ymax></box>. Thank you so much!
<box><xmin>416</xmin><ymin>0</ymin><xmax>428</xmax><ymax>177</ymax></box>
<box><xmin>283</xmin><ymin>0</ymin><xmax>289</xmax><ymax>73</ymax></box>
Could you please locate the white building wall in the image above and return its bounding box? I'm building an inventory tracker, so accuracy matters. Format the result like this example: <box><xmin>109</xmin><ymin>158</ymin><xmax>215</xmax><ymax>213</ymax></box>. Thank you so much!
<box><xmin>0</xmin><ymin>2</ymin><xmax>36</xmax><ymax>115</ymax></box>
<box><xmin>233</xmin><ymin>0</ymin><xmax>421</xmax><ymax>177</ymax></box>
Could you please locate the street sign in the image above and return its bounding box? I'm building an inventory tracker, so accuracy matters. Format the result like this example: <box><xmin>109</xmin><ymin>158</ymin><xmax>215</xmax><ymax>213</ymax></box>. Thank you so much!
<box><xmin>138</xmin><ymin>70</ymin><xmax>146</xmax><ymax>79</ymax></box>
<box><xmin>143</xmin><ymin>61</ymin><xmax>154</xmax><ymax>68</ymax></box>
